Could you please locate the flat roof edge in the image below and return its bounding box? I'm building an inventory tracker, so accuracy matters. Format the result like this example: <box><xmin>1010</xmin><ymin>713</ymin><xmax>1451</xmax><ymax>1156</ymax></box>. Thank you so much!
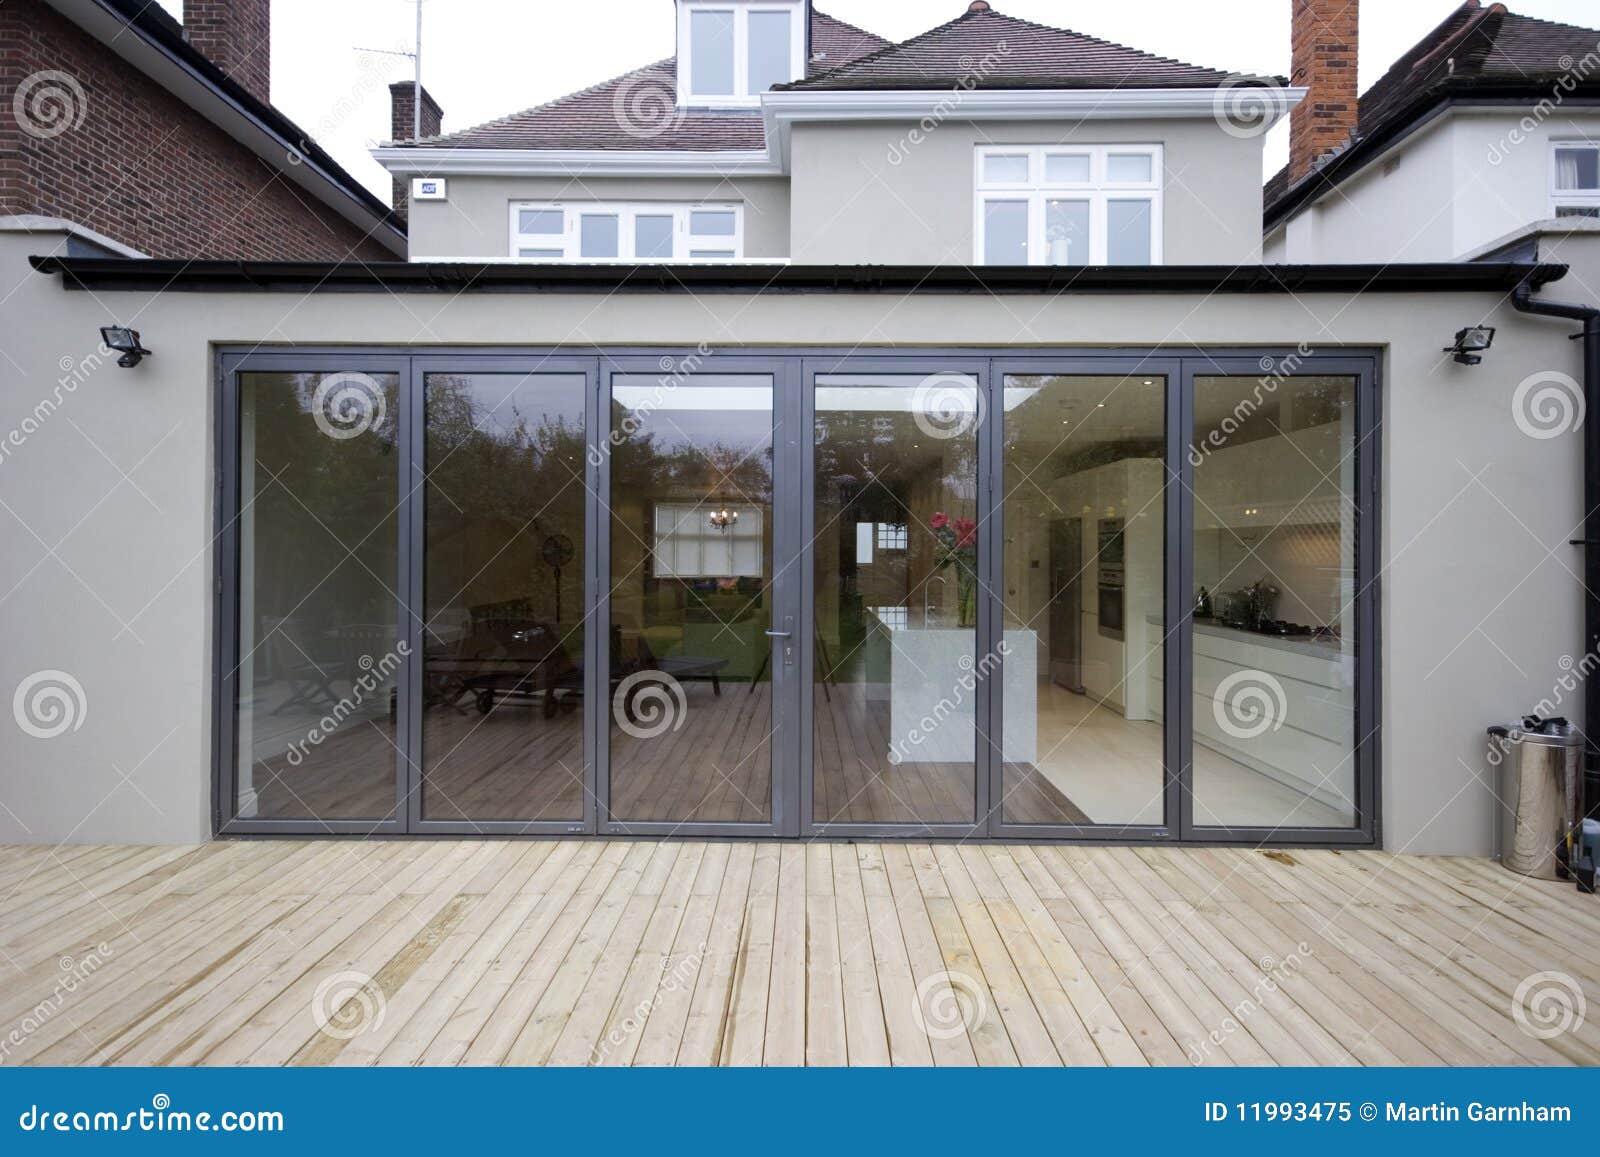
<box><xmin>26</xmin><ymin>256</ymin><xmax>1568</xmax><ymax>295</ymax></box>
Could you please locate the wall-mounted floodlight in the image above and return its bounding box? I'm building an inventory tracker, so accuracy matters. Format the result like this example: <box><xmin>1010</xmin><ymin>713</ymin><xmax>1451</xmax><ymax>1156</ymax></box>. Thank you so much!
<box><xmin>1444</xmin><ymin>325</ymin><xmax>1496</xmax><ymax>366</ymax></box>
<box><xmin>100</xmin><ymin>326</ymin><xmax>151</xmax><ymax>369</ymax></box>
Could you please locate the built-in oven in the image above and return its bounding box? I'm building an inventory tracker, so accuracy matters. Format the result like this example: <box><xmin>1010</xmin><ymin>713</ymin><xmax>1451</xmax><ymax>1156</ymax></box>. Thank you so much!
<box><xmin>1097</xmin><ymin>518</ymin><xmax>1125</xmax><ymax>641</ymax></box>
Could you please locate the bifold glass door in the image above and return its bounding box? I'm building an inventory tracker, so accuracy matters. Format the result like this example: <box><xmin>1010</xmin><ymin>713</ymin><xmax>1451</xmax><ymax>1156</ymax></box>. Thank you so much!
<box><xmin>219</xmin><ymin>350</ymin><xmax>1376</xmax><ymax>843</ymax></box>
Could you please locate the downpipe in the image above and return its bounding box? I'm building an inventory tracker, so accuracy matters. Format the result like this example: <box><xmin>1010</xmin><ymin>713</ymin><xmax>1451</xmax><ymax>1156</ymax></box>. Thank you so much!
<box><xmin>1512</xmin><ymin>279</ymin><xmax>1600</xmax><ymax>887</ymax></box>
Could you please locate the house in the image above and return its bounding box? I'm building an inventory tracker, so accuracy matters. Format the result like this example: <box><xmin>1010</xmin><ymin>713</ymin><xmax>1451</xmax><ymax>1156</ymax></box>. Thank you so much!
<box><xmin>1263</xmin><ymin>0</ymin><xmax>1600</xmax><ymax>292</ymax></box>
<box><xmin>1</xmin><ymin>0</ymin><xmax>403</xmax><ymax>258</ymax></box>
<box><xmin>0</xmin><ymin>0</ymin><xmax>1592</xmax><ymax>861</ymax></box>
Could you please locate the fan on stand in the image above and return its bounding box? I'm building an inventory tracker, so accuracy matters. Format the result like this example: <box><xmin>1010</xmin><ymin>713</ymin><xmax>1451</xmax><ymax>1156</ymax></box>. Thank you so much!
<box><xmin>542</xmin><ymin>533</ymin><xmax>576</xmax><ymax>623</ymax></box>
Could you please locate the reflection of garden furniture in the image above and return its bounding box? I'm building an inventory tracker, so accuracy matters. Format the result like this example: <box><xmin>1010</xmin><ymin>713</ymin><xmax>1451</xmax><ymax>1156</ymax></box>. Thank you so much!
<box><xmin>265</xmin><ymin>623</ymin><xmax>342</xmax><ymax>716</ymax></box>
<box><xmin>638</xmin><ymin>633</ymin><xmax>727</xmax><ymax>695</ymax></box>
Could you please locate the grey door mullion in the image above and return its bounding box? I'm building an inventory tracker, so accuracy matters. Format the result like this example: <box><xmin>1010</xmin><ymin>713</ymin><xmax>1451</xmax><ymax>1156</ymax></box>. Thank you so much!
<box><xmin>1172</xmin><ymin>359</ymin><xmax>1196</xmax><ymax>840</ymax></box>
<box><xmin>401</xmin><ymin>354</ymin><xmax>424</xmax><ymax>833</ymax></box>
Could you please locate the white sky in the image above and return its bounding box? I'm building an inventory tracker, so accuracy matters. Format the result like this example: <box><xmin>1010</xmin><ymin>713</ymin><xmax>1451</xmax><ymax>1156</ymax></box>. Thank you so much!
<box><xmin>153</xmin><ymin>0</ymin><xmax>1600</xmax><ymax>204</ymax></box>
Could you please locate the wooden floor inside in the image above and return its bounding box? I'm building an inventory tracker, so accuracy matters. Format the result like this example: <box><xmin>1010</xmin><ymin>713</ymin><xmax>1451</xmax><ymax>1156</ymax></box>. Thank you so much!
<box><xmin>3</xmin><ymin>839</ymin><xmax>1599</xmax><ymax>1066</ymax></box>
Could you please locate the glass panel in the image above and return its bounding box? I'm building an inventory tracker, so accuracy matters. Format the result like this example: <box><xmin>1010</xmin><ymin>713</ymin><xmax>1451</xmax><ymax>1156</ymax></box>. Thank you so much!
<box><xmin>1044</xmin><ymin>154</ymin><xmax>1091</xmax><ymax>183</ymax></box>
<box><xmin>1044</xmin><ymin>200</ymin><xmax>1090</xmax><ymax>265</ymax></box>
<box><xmin>608</xmin><ymin>374</ymin><xmax>774</xmax><ymax>824</ymax></box>
<box><xmin>1000</xmin><ymin>374</ymin><xmax>1166</xmax><ymax>826</ymax></box>
<box><xmin>234</xmin><ymin>372</ymin><xmax>401</xmax><ymax>822</ymax></box>
<box><xmin>982</xmin><ymin>153</ymin><xmax>1030</xmax><ymax>183</ymax></box>
<box><xmin>1106</xmin><ymin>200</ymin><xmax>1152</xmax><ymax>265</ymax></box>
<box><xmin>690</xmin><ymin>9</ymin><xmax>735</xmax><ymax>95</ymax></box>
<box><xmin>518</xmin><ymin>248</ymin><xmax>563</xmax><ymax>260</ymax></box>
<box><xmin>1554</xmin><ymin>146</ymin><xmax>1600</xmax><ymax>190</ymax></box>
<box><xmin>813</xmin><ymin>373</ymin><xmax>981</xmax><ymax>825</ymax></box>
<box><xmin>1556</xmin><ymin>206</ymin><xmax>1600</xmax><ymax>218</ymax></box>
<box><xmin>689</xmin><ymin>210</ymin><xmax>736</xmax><ymax>236</ymax></box>
<box><xmin>635</xmin><ymin>215</ymin><xmax>675</xmax><ymax>259</ymax></box>
<box><xmin>580</xmin><ymin>214</ymin><xmax>619</xmax><ymax>259</ymax></box>
<box><xmin>1107</xmin><ymin>153</ymin><xmax>1154</xmax><ymax>183</ymax></box>
<box><xmin>1190</xmin><ymin>375</ymin><xmax>1358</xmax><ymax>829</ymax></box>
<box><xmin>421</xmin><ymin>373</ymin><xmax>588</xmax><ymax>823</ymax></box>
<box><xmin>747</xmin><ymin>9</ymin><xmax>792</xmax><ymax>93</ymax></box>
<box><xmin>983</xmin><ymin>200</ymin><xmax>1029</xmax><ymax>264</ymax></box>
<box><xmin>517</xmin><ymin>208</ymin><xmax>563</xmax><ymax>235</ymax></box>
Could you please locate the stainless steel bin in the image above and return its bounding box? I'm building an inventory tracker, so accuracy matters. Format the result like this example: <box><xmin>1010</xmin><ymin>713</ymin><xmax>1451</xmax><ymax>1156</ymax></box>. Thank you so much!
<box><xmin>1488</xmin><ymin>717</ymin><xmax>1584</xmax><ymax>878</ymax></box>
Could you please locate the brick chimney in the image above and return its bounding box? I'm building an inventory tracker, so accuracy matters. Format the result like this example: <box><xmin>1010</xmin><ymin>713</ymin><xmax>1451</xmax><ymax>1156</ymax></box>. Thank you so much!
<box><xmin>389</xmin><ymin>82</ymin><xmax>444</xmax><ymax>218</ymax></box>
<box><xmin>1289</xmin><ymin>0</ymin><xmax>1359</xmax><ymax>183</ymax></box>
<box><xmin>186</xmin><ymin>0</ymin><xmax>272</xmax><ymax>105</ymax></box>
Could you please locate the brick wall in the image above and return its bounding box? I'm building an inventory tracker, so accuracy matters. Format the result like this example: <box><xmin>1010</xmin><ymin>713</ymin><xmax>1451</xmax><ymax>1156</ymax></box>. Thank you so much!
<box><xmin>388</xmin><ymin>81</ymin><xmax>442</xmax><ymax>222</ymax></box>
<box><xmin>184</xmin><ymin>0</ymin><xmax>270</xmax><ymax>105</ymax></box>
<box><xmin>0</xmin><ymin>0</ymin><xmax>395</xmax><ymax>260</ymax></box>
<box><xmin>1289</xmin><ymin>0</ymin><xmax>1359</xmax><ymax>184</ymax></box>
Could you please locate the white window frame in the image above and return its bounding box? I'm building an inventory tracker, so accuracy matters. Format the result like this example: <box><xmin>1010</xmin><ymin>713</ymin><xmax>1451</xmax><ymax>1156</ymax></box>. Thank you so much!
<box><xmin>973</xmin><ymin>145</ymin><xmax>1164</xmax><ymax>266</ymax></box>
<box><xmin>653</xmin><ymin>501</ymin><xmax>765</xmax><ymax>579</ymax></box>
<box><xmin>676</xmin><ymin>0</ymin><xmax>807</xmax><ymax>108</ymax></box>
<box><xmin>1549</xmin><ymin>140</ymin><xmax>1600</xmax><ymax>219</ymax></box>
<box><xmin>509</xmin><ymin>201</ymin><xmax>745</xmax><ymax>262</ymax></box>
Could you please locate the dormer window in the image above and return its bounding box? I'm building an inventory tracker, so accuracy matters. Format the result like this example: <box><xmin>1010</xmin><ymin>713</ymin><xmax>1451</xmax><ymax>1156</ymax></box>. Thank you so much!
<box><xmin>677</xmin><ymin>0</ymin><xmax>806</xmax><ymax>107</ymax></box>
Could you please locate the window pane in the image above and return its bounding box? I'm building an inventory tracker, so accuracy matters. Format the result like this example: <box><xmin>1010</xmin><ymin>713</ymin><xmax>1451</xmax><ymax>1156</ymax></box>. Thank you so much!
<box><xmin>747</xmin><ymin>9</ymin><xmax>792</xmax><ymax>93</ymax></box>
<box><xmin>518</xmin><ymin>248</ymin><xmax>563</xmax><ymax>259</ymax></box>
<box><xmin>634</xmin><ymin>215</ymin><xmax>675</xmax><ymax>259</ymax></box>
<box><xmin>234</xmin><ymin>372</ymin><xmax>401</xmax><ymax>822</ymax></box>
<box><xmin>1554</xmin><ymin>147</ymin><xmax>1600</xmax><ymax>190</ymax></box>
<box><xmin>982</xmin><ymin>153</ymin><xmax>1030</xmax><ymax>183</ymax></box>
<box><xmin>1107</xmin><ymin>200</ymin><xmax>1153</xmax><ymax>264</ymax></box>
<box><xmin>983</xmin><ymin>200</ymin><xmax>1029</xmax><ymax>264</ymax></box>
<box><xmin>1045</xmin><ymin>200</ymin><xmax>1090</xmax><ymax>264</ymax></box>
<box><xmin>579</xmin><ymin>214</ymin><xmax>619</xmax><ymax>259</ymax></box>
<box><xmin>1044</xmin><ymin>154</ymin><xmax>1091</xmax><ymax>183</ymax></box>
<box><xmin>690</xmin><ymin>9</ymin><xmax>735</xmax><ymax>95</ymax></box>
<box><xmin>422</xmin><ymin>373</ymin><xmax>588</xmax><ymax>823</ymax></box>
<box><xmin>813</xmin><ymin>373</ymin><xmax>981</xmax><ymax>824</ymax></box>
<box><xmin>689</xmin><ymin>250</ymin><xmax>735</xmax><ymax>259</ymax></box>
<box><xmin>1107</xmin><ymin>153</ymin><xmax>1154</xmax><ymax>183</ymax></box>
<box><xmin>608</xmin><ymin>374</ymin><xmax>775</xmax><ymax>824</ymax></box>
<box><xmin>1190</xmin><ymin>375</ymin><xmax>1358</xmax><ymax>829</ymax></box>
<box><xmin>689</xmin><ymin>209</ymin><xmax>736</xmax><ymax>236</ymax></box>
<box><xmin>1001</xmin><ymin>374</ymin><xmax>1166</xmax><ymax>825</ymax></box>
<box><xmin>517</xmin><ymin>208</ymin><xmax>563</xmax><ymax>235</ymax></box>
<box><xmin>1557</xmin><ymin>205</ymin><xmax>1600</xmax><ymax>219</ymax></box>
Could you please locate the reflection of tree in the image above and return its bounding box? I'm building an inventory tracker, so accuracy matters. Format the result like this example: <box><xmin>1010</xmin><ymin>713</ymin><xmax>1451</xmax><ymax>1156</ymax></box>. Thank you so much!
<box><xmin>608</xmin><ymin>400</ymin><xmax>773</xmax><ymax>505</ymax></box>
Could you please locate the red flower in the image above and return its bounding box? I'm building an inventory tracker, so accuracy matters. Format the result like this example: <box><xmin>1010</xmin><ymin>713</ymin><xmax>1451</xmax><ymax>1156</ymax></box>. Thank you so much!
<box><xmin>929</xmin><ymin>512</ymin><xmax>949</xmax><ymax>531</ymax></box>
<box><xmin>955</xmin><ymin>518</ymin><xmax>977</xmax><ymax>548</ymax></box>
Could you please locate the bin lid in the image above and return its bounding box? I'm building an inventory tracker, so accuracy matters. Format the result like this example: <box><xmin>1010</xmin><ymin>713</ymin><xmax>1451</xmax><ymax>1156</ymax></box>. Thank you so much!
<box><xmin>1487</xmin><ymin>716</ymin><xmax>1586</xmax><ymax>748</ymax></box>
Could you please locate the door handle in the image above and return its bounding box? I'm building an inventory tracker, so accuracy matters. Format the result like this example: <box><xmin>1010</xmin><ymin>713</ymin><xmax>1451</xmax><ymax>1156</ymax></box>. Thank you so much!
<box><xmin>765</xmin><ymin>629</ymin><xmax>792</xmax><ymax>639</ymax></box>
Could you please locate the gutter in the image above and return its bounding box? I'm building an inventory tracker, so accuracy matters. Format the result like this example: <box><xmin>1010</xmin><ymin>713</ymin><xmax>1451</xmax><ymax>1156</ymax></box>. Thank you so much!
<box><xmin>1511</xmin><ymin>279</ymin><xmax>1600</xmax><ymax>781</ymax></box>
<box><xmin>26</xmin><ymin>257</ymin><xmax>1566</xmax><ymax>294</ymax></box>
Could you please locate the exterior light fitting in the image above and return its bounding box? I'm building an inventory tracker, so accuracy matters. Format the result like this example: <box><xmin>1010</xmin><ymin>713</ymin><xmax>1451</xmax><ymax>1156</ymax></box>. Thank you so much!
<box><xmin>1444</xmin><ymin>325</ymin><xmax>1496</xmax><ymax>366</ymax></box>
<box><xmin>100</xmin><ymin>326</ymin><xmax>152</xmax><ymax>368</ymax></box>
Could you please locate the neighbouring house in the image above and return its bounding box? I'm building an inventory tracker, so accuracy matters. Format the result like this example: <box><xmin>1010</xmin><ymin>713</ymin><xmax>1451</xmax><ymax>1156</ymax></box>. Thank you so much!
<box><xmin>0</xmin><ymin>0</ymin><xmax>403</xmax><ymax>259</ymax></box>
<box><xmin>0</xmin><ymin>0</ymin><xmax>1593</xmax><ymax>860</ymax></box>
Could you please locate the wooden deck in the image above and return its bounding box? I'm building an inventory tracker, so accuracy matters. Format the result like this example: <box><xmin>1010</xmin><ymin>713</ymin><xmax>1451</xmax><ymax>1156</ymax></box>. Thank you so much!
<box><xmin>2</xmin><ymin>839</ymin><xmax>1598</xmax><ymax>1066</ymax></box>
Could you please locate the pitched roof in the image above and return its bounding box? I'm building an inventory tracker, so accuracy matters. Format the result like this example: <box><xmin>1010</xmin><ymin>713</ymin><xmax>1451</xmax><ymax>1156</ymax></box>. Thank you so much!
<box><xmin>1265</xmin><ymin>1</ymin><xmax>1600</xmax><ymax>226</ymax></box>
<box><xmin>411</xmin><ymin>10</ymin><xmax>890</xmax><ymax>152</ymax></box>
<box><xmin>778</xmin><ymin>4</ymin><xmax>1249</xmax><ymax>92</ymax></box>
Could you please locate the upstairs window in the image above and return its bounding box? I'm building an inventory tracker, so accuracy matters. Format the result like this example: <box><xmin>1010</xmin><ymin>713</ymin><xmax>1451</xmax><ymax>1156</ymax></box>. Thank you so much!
<box><xmin>975</xmin><ymin>145</ymin><xmax>1163</xmax><ymax>266</ymax></box>
<box><xmin>511</xmin><ymin>202</ymin><xmax>744</xmax><ymax>262</ymax></box>
<box><xmin>678</xmin><ymin>1</ymin><xmax>805</xmax><ymax>107</ymax></box>
<box><xmin>1552</xmin><ymin>143</ymin><xmax>1600</xmax><ymax>219</ymax></box>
